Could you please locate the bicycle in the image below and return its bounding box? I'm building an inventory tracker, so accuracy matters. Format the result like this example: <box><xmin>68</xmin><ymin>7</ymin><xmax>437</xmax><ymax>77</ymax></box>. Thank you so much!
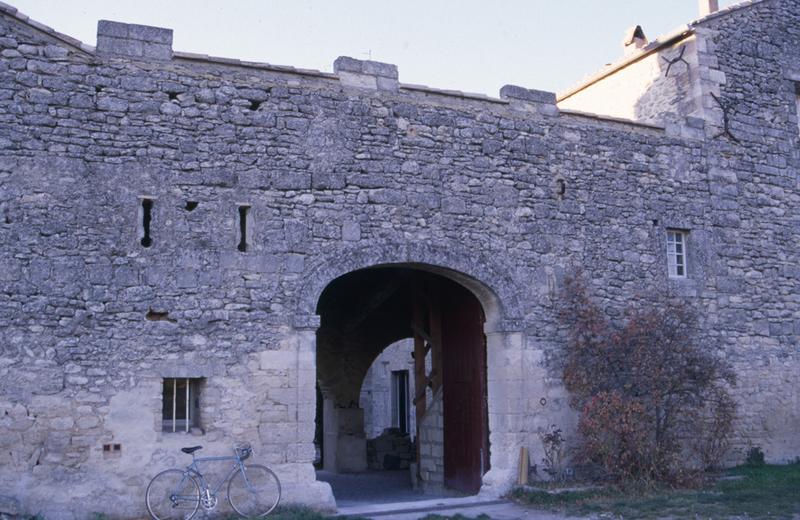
<box><xmin>145</xmin><ymin>443</ymin><xmax>281</xmax><ymax>520</ymax></box>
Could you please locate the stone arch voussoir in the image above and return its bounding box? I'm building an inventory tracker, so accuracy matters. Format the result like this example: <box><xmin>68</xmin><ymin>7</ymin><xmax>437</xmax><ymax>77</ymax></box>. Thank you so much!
<box><xmin>293</xmin><ymin>242</ymin><xmax>525</xmax><ymax>333</ymax></box>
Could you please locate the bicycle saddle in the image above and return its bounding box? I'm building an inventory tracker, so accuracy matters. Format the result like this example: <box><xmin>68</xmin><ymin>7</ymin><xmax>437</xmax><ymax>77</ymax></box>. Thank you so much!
<box><xmin>181</xmin><ymin>446</ymin><xmax>202</xmax><ymax>454</ymax></box>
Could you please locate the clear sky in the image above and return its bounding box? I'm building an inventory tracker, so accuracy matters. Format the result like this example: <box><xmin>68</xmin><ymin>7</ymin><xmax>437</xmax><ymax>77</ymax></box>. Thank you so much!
<box><xmin>9</xmin><ymin>0</ymin><xmax>739</xmax><ymax>96</ymax></box>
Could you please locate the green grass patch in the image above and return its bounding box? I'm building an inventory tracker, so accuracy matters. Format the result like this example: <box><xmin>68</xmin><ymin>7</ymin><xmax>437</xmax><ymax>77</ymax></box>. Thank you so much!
<box><xmin>511</xmin><ymin>462</ymin><xmax>800</xmax><ymax>519</ymax></box>
<box><xmin>245</xmin><ymin>506</ymin><xmax>326</xmax><ymax>520</ymax></box>
<box><xmin>260</xmin><ymin>506</ymin><xmax>487</xmax><ymax>520</ymax></box>
<box><xmin>258</xmin><ymin>505</ymin><xmax>369</xmax><ymax>520</ymax></box>
<box><xmin>419</xmin><ymin>515</ymin><xmax>491</xmax><ymax>520</ymax></box>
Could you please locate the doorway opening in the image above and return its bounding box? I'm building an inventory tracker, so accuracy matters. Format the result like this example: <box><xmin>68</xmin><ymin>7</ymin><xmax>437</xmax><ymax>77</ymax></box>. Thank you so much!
<box><xmin>361</xmin><ymin>339</ymin><xmax>418</xmax><ymax>472</ymax></box>
<box><xmin>314</xmin><ymin>265</ymin><xmax>490</xmax><ymax>503</ymax></box>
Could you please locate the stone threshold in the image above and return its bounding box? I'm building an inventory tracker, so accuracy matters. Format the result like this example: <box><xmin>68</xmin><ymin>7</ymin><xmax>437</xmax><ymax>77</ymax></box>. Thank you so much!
<box><xmin>335</xmin><ymin>497</ymin><xmax>508</xmax><ymax>517</ymax></box>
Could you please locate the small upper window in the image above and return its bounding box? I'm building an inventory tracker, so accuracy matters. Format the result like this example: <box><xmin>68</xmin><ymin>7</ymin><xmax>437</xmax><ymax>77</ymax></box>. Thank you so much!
<box><xmin>795</xmin><ymin>82</ymin><xmax>800</xmax><ymax>136</ymax></box>
<box><xmin>666</xmin><ymin>230</ymin><xmax>688</xmax><ymax>278</ymax></box>
<box><xmin>162</xmin><ymin>378</ymin><xmax>202</xmax><ymax>433</ymax></box>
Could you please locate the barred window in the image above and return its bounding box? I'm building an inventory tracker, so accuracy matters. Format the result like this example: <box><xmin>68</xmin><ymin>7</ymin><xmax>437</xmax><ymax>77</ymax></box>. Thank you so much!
<box><xmin>162</xmin><ymin>378</ymin><xmax>202</xmax><ymax>433</ymax></box>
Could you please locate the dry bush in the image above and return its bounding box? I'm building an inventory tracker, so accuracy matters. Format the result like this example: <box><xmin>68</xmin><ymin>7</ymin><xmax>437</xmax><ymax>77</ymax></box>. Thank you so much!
<box><xmin>559</xmin><ymin>273</ymin><xmax>736</xmax><ymax>485</ymax></box>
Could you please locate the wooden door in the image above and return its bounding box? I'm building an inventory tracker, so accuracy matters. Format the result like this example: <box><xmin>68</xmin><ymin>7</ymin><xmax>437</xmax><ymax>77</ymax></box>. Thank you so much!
<box><xmin>441</xmin><ymin>281</ymin><xmax>489</xmax><ymax>494</ymax></box>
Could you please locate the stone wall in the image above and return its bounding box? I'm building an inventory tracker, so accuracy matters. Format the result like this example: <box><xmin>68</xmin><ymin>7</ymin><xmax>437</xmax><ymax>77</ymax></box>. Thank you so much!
<box><xmin>0</xmin><ymin>0</ymin><xmax>799</xmax><ymax>517</ymax></box>
<box><xmin>690</xmin><ymin>0</ymin><xmax>800</xmax><ymax>459</ymax></box>
<box><xmin>360</xmin><ymin>338</ymin><xmax>417</xmax><ymax>440</ymax></box>
<box><xmin>541</xmin><ymin>0</ymin><xmax>800</xmax><ymax>465</ymax></box>
<box><xmin>417</xmin><ymin>389</ymin><xmax>444</xmax><ymax>493</ymax></box>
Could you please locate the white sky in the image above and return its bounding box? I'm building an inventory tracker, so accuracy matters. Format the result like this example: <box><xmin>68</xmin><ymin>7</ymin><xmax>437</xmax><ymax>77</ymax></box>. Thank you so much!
<box><xmin>9</xmin><ymin>0</ymin><xmax>739</xmax><ymax>96</ymax></box>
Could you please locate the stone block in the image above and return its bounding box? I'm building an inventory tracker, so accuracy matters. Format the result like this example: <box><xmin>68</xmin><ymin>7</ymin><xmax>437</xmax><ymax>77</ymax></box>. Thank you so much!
<box><xmin>286</xmin><ymin>254</ymin><xmax>305</xmax><ymax>273</ymax></box>
<box><xmin>129</xmin><ymin>24</ymin><xmax>173</xmax><ymax>44</ymax></box>
<box><xmin>499</xmin><ymin>84</ymin><xmax>557</xmax><ymax>104</ymax></box>
<box><xmin>341</xmin><ymin>221</ymin><xmax>361</xmax><ymax>242</ymax></box>
<box><xmin>333</xmin><ymin>56</ymin><xmax>398</xmax><ymax>78</ymax></box>
<box><xmin>332</xmin><ymin>55</ymin><xmax>364</xmax><ymax>74</ymax></box>
<box><xmin>334</xmin><ymin>56</ymin><xmax>399</xmax><ymax>90</ymax></box>
<box><xmin>376</xmin><ymin>76</ymin><xmax>400</xmax><ymax>92</ymax></box>
<box><xmin>336</xmin><ymin>434</ymin><xmax>367</xmax><ymax>472</ymax></box>
<box><xmin>311</xmin><ymin>170</ymin><xmax>345</xmax><ymax>190</ymax></box>
<box><xmin>96</xmin><ymin>36</ymin><xmax>143</xmax><ymax>57</ymax></box>
<box><xmin>96</xmin><ymin>21</ymin><xmax>172</xmax><ymax>60</ymax></box>
<box><xmin>47</xmin><ymin>416</ymin><xmax>73</xmax><ymax>431</ymax></box>
<box><xmin>259</xmin><ymin>350</ymin><xmax>296</xmax><ymax>370</ymax></box>
<box><xmin>43</xmin><ymin>45</ymin><xmax>69</xmax><ymax>59</ymax></box>
<box><xmin>337</xmin><ymin>408</ymin><xmax>364</xmax><ymax>435</ymax></box>
<box><xmin>76</xmin><ymin>416</ymin><xmax>100</xmax><ymax>429</ymax></box>
<box><xmin>338</xmin><ymin>71</ymin><xmax>377</xmax><ymax>90</ymax></box>
<box><xmin>143</xmin><ymin>42</ymin><xmax>172</xmax><ymax>60</ymax></box>
<box><xmin>97</xmin><ymin>20</ymin><xmax>129</xmax><ymax>38</ymax></box>
<box><xmin>97</xmin><ymin>96</ymin><xmax>128</xmax><ymax>112</ymax></box>
<box><xmin>362</xmin><ymin>60</ymin><xmax>398</xmax><ymax>79</ymax></box>
<box><xmin>293</xmin><ymin>314</ymin><xmax>321</xmax><ymax>330</ymax></box>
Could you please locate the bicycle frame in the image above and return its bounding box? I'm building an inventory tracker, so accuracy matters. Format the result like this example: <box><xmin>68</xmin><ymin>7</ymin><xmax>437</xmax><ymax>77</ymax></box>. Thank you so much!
<box><xmin>185</xmin><ymin>454</ymin><xmax>247</xmax><ymax>497</ymax></box>
<box><xmin>147</xmin><ymin>445</ymin><xmax>281</xmax><ymax>520</ymax></box>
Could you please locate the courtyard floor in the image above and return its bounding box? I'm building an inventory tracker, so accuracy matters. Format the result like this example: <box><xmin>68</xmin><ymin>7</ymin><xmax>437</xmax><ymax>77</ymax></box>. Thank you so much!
<box><xmin>316</xmin><ymin>469</ymin><xmax>572</xmax><ymax>519</ymax></box>
<box><xmin>316</xmin><ymin>469</ymin><xmax>438</xmax><ymax>508</ymax></box>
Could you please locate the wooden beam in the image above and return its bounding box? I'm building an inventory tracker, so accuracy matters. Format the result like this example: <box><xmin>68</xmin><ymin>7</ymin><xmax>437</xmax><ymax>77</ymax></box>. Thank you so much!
<box><xmin>412</xmin><ymin>369</ymin><xmax>437</xmax><ymax>405</ymax></box>
<box><xmin>410</xmin><ymin>323</ymin><xmax>434</xmax><ymax>349</ymax></box>
<box><xmin>428</xmin><ymin>281</ymin><xmax>443</xmax><ymax>392</ymax></box>
<box><xmin>412</xmin><ymin>301</ymin><xmax>427</xmax><ymax>419</ymax></box>
<box><xmin>410</xmin><ymin>342</ymin><xmax>431</xmax><ymax>360</ymax></box>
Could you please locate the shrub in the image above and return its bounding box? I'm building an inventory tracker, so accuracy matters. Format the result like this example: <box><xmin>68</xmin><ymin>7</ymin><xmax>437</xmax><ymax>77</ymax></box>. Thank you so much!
<box><xmin>558</xmin><ymin>273</ymin><xmax>736</xmax><ymax>484</ymax></box>
<box><xmin>745</xmin><ymin>446</ymin><xmax>765</xmax><ymax>467</ymax></box>
<box><xmin>538</xmin><ymin>424</ymin><xmax>566</xmax><ymax>480</ymax></box>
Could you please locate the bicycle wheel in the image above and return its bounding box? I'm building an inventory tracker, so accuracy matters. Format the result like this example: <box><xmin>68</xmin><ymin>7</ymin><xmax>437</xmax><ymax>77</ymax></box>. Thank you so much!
<box><xmin>145</xmin><ymin>468</ymin><xmax>201</xmax><ymax>520</ymax></box>
<box><xmin>227</xmin><ymin>464</ymin><xmax>281</xmax><ymax>517</ymax></box>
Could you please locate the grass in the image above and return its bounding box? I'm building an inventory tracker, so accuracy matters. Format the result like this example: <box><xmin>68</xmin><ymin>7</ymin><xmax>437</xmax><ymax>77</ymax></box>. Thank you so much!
<box><xmin>266</xmin><ymin>506</ymin><xmax>332</xmax><ymax>520</ymax></box>
<box><xmin>419</xmin><ymin>515</ymin><xmax>491</xmax><ymax>520</ymax></box>
<box><xmin>264</xmin><ymin>509</ymin><xmax>489</xmax><ymax>520</ymax></box>
<box><xmin>262</xmin><ymin>505</ymin><xmax>373</xmax><ymax>520</ymax></box>
<box><xmin>510</xmin><ymin>462</ymin><xmax>800</xmax><ymax>519</ymax></box>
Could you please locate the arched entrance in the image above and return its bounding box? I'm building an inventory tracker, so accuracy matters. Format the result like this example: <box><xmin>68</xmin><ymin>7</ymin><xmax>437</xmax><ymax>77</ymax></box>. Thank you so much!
<box><xmin>290</xmin><ymin>244</ymin><xmax>529</xmax><ymax>506</ymax></box>
<box><xmin>315</xmin><ymin>265</ymin><xmax>491</xmax><ymax>496</ymax></box>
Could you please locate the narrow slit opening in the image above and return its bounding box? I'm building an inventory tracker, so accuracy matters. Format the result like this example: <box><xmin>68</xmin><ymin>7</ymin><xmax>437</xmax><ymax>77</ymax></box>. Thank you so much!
<box><xmin>237</xmin><ymin>205</ymin><xmax>250</xmax><ymax>252</ymax></box>
<box><xmin>140</xmin><ymin>198</ymin><xmax>153</xmax><ymax>248</ymax></box>
<box><xmin>146</xmin><ymin>309</ymin><xmax>176</xmax><ymax>323</ymax></box>
<box><xmin>249</xmin><ymin>100</ymin><xmax>261</xmax><ymax>111</ymax></box>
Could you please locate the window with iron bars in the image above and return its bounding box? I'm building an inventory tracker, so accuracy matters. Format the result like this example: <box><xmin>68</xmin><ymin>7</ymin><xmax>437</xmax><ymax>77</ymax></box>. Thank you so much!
<box><xmin>162</xmin><ymin>378</ymin><xmax>202</xmax><ymax>433</ymax></box>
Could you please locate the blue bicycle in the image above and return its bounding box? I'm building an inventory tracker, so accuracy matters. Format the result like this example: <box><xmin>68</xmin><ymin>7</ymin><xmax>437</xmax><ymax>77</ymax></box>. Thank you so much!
<box><xmin>145</xmin><ymin>443</ymin><xmax>281</xmax><ymax>519</ymax></box>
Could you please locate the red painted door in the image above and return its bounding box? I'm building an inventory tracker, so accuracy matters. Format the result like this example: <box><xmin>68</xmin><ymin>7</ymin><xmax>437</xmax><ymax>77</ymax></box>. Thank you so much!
<box><xmin>441</xmin><ymin>281</ymin><xmax>489</xmax><ymax>494</ymax></box>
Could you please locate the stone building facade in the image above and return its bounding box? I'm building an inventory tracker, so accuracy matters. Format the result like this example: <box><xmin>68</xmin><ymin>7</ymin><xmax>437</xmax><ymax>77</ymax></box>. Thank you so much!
<box><xmin>360</xmin><ymin>339</ymin><xmax>417</xmax><ymax>441</ymax></box>
<box><xmin>0</xmin><ymin>0</ymin><xmax>799</xmax><ymax>517</ymax></box>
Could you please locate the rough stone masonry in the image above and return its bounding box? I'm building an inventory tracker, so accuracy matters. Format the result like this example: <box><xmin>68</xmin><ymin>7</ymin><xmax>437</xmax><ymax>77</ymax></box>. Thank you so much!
<box><xmin>0</xmin><ymin>0</ymin><xmax>799</xmax><ymax>517</ymax></box>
